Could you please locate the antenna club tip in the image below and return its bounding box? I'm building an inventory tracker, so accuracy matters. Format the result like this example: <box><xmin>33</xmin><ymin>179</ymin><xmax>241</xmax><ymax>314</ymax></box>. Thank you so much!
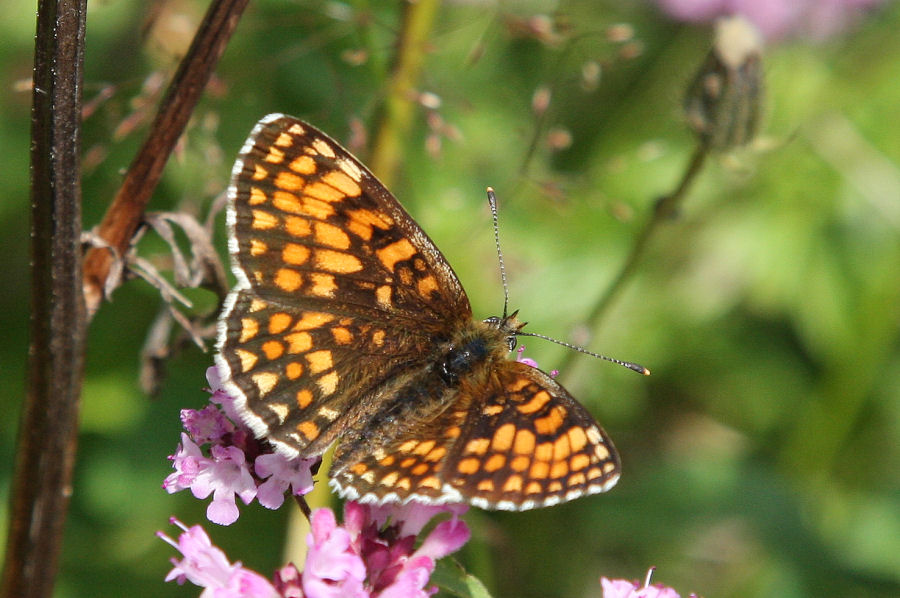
<box><xmin>486</xmin><ymin>186</ymin><xmax>495</xmax><ymax>193</ymax></box>
<box><xmin>641</xmin><ymin>367</ymin><xmax>651</xmax><ymax>376</ymax></box>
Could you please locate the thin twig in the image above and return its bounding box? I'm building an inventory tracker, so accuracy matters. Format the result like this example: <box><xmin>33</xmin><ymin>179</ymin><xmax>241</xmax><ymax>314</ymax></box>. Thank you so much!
<box><xmin>1</xmin><ymin>2</ymin><xmax>88</xmax><ymax>598</ymax></box>
<box><xmin>82</xmin><ymin>0</ymin><xmax>250</xmax><ymax>317</ymax></box>
<box><xmin>557</xmin><ymin>141</ymin><xmax>710</xmax><ymax>373</ymax></box>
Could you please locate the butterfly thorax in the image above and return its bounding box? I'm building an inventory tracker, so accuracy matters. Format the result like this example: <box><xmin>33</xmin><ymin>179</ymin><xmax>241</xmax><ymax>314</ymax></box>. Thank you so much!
<box><xmin>331</xmin><ymin>315</ymin><xmax>518</xmax><ymax>472</ymax></box>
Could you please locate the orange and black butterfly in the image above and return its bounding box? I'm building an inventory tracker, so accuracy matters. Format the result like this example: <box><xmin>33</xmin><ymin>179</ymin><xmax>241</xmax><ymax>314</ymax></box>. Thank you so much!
<box><xmin>215</xmin><ymin>114</ymin><xmax>628</xmax><ymax>510</ymax></box>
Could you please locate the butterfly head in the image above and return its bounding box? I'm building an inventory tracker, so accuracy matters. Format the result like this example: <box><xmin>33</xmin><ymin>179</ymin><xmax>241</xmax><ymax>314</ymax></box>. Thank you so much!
<box><xmin>483</xmin><ymin>310</ymin><xmax>527</xmax><ymax>352</ymax></box>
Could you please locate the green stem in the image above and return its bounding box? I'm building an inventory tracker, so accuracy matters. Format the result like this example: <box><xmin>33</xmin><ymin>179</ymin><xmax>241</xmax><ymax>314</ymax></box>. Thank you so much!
<box><xmin>558</xmin><ymin>141</ymin><xmax>710</xmax><ymax>373</ymax></box>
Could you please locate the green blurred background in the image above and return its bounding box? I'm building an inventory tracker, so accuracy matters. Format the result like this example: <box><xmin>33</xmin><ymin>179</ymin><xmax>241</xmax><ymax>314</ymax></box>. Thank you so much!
<box><xmin>2</xmin><ymin>1</ymin><xmax>899</xmax><ymax>597</ymax></box>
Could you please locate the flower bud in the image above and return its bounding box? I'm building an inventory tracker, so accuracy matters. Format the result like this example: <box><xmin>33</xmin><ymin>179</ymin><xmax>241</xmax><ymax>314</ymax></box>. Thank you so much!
<box><xmin>684</xmin><ymin>15</ymin><xmax>764</xmax><ymax>149</ymax></box>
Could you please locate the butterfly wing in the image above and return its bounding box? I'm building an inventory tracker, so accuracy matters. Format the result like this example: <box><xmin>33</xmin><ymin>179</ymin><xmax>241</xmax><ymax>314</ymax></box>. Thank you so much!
<box><xmin>216</xmin><ymin>114</ymin><xmax>471</xmax><ymax>458</ymax></box>
<box><xmin>329</xmin><ymin>361</ymin><xmax>620</xmax><ymax>510</ymax></box>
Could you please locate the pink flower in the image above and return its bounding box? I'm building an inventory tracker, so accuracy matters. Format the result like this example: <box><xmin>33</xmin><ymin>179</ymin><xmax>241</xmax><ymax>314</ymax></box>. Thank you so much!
<box><xmin>601</xmin><ymin>568</ymin><xmax>694</xmax><ymax>598</ymax></box>
<box><xmin>255</xmin><ymin>452</ymin><xmax>316</xmax><ymax>510</ymax></box>
<box><xmin>158</xmin><ymin>518</ymin><xmax>280</xmax><ymax>598</ymax></box>
<box><xmin>655</xmin><ymin>0</ymin><xmax>886</xmax><ymax>40</ymax></box>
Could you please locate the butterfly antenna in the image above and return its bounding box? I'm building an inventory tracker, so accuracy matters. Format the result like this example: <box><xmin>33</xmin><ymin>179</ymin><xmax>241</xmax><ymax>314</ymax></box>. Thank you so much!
<box><xmin>517</xmin><ymin>330</ymin><xmax>651</xmax><ymax>375</ymax></box>
<box><xmin>487</xmin><ymin>187</ymin><xmax>510</xmax><ymax>319</ymax></box>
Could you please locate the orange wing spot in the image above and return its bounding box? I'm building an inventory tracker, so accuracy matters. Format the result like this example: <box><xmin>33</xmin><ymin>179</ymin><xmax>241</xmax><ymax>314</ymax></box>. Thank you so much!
<box><xmin>517</xmin><ymin>390</ymin><xmax>551</xmax><ymax>415</ymax></box>
<box><xmin>351</xmin><ymin>462</ymin><xmax>368</xmax><ymax>475</ymax></box>
<box><xmin>425</xmin><ymin>446</ymin><xmax>446</xmax><ymax>462</ymax></box>
<box><xmin>314</xmin><ymin>221</ymin><xmax>351</xmax><ymax>249</ymax></box>
<box><xmin>445</xmin><ymin>425</ymin><xmax>461</xmax><ymax>439</ymax></box>
<box><xmin>295</xmin><ymin>388</ymin><xmax>312</xmax><ymax>408</ymax></box>
<box><xmin>586</xmin><ymin>467</ymin><xmax>604</xmax><ymax>481</ymax></box>
<box><xmin>547</xmin><ymin>481</ymin><xmax>563</xmax><ymax>493</ymax></box>
<box><xmin>464</xmin><ymin>438</ymin><xmax>490</xmax><ymax>456</ymax></box>
<box><xmin>478</xmin><ymin>479</ymin><xmax>494</xmax><ymax>492</ymax></box>
<box><xmin>529</xmin><ymin>461</ymin><xmax>550</xmax><ymax>479</ymax></box>
<box><xmin>508</xmin><ymin>377</ymin><xmax>531</xmax><ymax>393</ymax></box>
<box><xmin>235</xmin><ymin>348</ymin><xmax>258</xmax><ymax>373</ymax></box>
<box><xmin>316</xmin><ymin>371</ymin><xmax>339</xmax><ymax>396</ymax></box>
<box><xmin>345</xmin><ymin>208</ymin><xmax>391</xmax><ymax>241</ymax></box>
<box><xmin>484</xmin><ymin>454</ymin><xmax>506</xmax><ymax>473</ymax></box>
<box><xmin>525</xmin><ymin>481</ymin><xmax>543</xmax><ymax>495</ymax></box>
<box><xmin>535</xmin><ymin>442</ymin><xmax>553</xmax><ymax>462</ymax></box>
<box><xmin>282</xmin><ymin>243</ymin><xmax>310</xmax><ymax>266</ymax></box>
<box><xmin>275</xmin><ymin>268</ymin><xmax>303</xmax><ymax>292</ymax></box>
<box><xmin>379</xmin><ymin>471</ymin><xmax>400</xmax><ymax>487</ymax></box>
<box><xmin>417</xmin><ymin>275</ymin><xmax>439</xmax><ymax>299</ymax></box>
<box><xmin>482</xmin><ymin>404</ymin><xmax>503</xmax><ymax>416</ymax></box>
<box><xmin>304</xmin><ymin>181</ymin><xmax>344</xmax><ymax>203</ymax></box>
<box><xmin>400</xmin><ymin>457</ymin><xmax>416</xmax><ymax>468</ymax></box>
<box><xmin>264</xmin><ymin>146</ymin><xmax>285</xmax><ymax>163</ymax></box>
<box><xmin>289</xmin><ymin>154</ymin><xmax>317</xmax><ymax>175</ymax></box>
<box><xmin>306</xmin><ymin>349</ymin><xmax>333</xmax><ymax>374</ymax></box>
<box><xmin>510</xmin><ymin>456</ymin><xmax>530</xmax><ymax>472</ymax></box>
<box><xmin>376</xmin><ymin>238</ymin><xmax>417</xmax><ymax>271</ymax></box>
<box><xmin>502</xmin><ymin>474</ymin><xmax>523</xmax><ymax>494</ymax></box>
<box><xmin>262</xmin><ymin>340</ymin><xmax>285</xmax><ymax>360</ymax></box>
<box><xmin>284</xmin><ymin>215</ymin><xmax>312</xmax><ymax>238</ymax></box>
<box><xmin>602</xmin><ymin>461</ymin><xmax>616</xmax><ymax>474</ymax></box>
<box><xmin>287</xmin><ymin>123</ymin><xmax>306</xmax><ymax>136</ymax></box>
<box><xmin>252</xmin><ymin>164</ymin><xmax>269</xmax><ymax>180</ymax></box>
<box><xmin>411</xmin><ymin>463</ymin><xmax>430</xmax><ymax>476</ymax></box>
<box><xmin>249</xmin><ymin>299</ymin><xmax>267</xmax><ymax>312</ymax></box>
<box><xmin>315</xmin><ymin>249</ymin><xmax>363</xmax><ymax>273</ymax></box>
<box><xmin>252</xmin><ymin>371</ymin><xmax>278</xmax><ymax>396</ymax></box>
<box><xmin>251</xmin><ymin>209</ymin><xmax>278</xmax><ymax>230</ymax></box>
<box><xmin>586</xmin><ymin>426</ymin><xmax>604</xmax><ymax>445</ymax></box>
<box><xmin>567</xmin><ymin>472</ymin><xmax>586</xmax><ymax>487</ymax></box>
<box><xmin>570</xmin><ymin>454</ymin><xmax>591</xmax><ymax>472</ymax></box>
<box><xmin>375</xmin><ymin>285</ymin><xmax>392</xmax><ymax>309</ymax></box>
<box><xmin>309</xmin><ymin>273</ymin><xmax>337</xmax><ymax>297</ymax></box>
<box><xmin>311</xmin><ymin>138</ymin><xmax>336</xmax><ymax>158</ymax></box>
<box><xmin>534</xmin><ymin>406</ymin><xmax>566</xmax><ymax>436</ymax></box>
<box><xmin>239</xmin><ymin>317</ymin><xmax>259</xmax><ymax>342</ymax></box>
<box><xmin>294</xmin><ymin>311</ymin><xmax>335</xmax><ymax>331</ymax></box>
<box><xmin>274</xmin><ymin>132</ymin><xmax>293</xmax><ymax>147</ymax></box>
<box><xmin>297</xmin><ymin>420</ymin><xmax>319</xmax><ymax>441</ymax></box>
<box><xmin>249</xmin><ymin>239</ymin><xmax>268</xmax><ymax>256</ymax></box>
<box><xmin>322</xmin><ymin>170</ymin><xmax>362</xmax><ymax>197</ymax></box>
<box><xmin>418</xmin><ymin>476</ymin><xmax>441</xmax><ymax>490</ymax></box>
<box><xmin>380</xmin><ymin>455</ymin><xmax>396</xmax><ymax>466</ymax></box>
<box><xmin>285</xmin><ymin>361</ymin><xmax>304</xmax><ymax>380</ymax></box>
<box><xmin>513</xmin><ymin>429</ymin><xmax>536</xmax><ymax>456</ymax></box>
<box><xmin>275</xmin><ymin>171</ymin><xmax>305</xmax><ymax>192</ymax></box>
<box><xmin>567</xmin><ymin>426</ymin><xmax>588</xmax><ymax>453</ymax></box>
<box><xmin>491</xmin><ymin>423</ymin><xmax>516</xmax><ymax>452</ymax></box>
<box><xmin>398</xmin><ymin>440</ymin><xmax>418</xmax><ymax>453</ymax></box>
<box><xmin>331</xmin><ymin>327</ymin><xmax>353</xmax><ymax>345</ymax></box>
<box><xmin>372</xmin><ymin>330</ymin><xmax>386</xmax><ymax>347</ymax></box>
<box><xmin>301</xmin><ymin>197</ymin><xmax>335</xmax><ymax>220</ymax></box>
<box><xmin>249</xmin><ymin>186</ymin><xmax>268</xmax><ymax>205</ymax></box>
<box><xmin>395</xmin><ymin>477</ymin><xmax>412</xmax><ymax>491</ymax></box>
<box><xmin>553</xmin><ymin>435</ymin><xmax>572</xmax><ymax>461</ymax></box>
<box><xmin>457</xmin><ymin>457</ymin><xmax>481</xmax><ymax>475</ymax></box>
<box><xmin>284</xmin><ymin>331</ymin><xmax>312</xmax><ymax>353</ymax></box>
<box><xmin>550</xmin><ymin>460</ymin><xmax>568</xmax><ymax>479</ymax></box>
<box><xmin>413</xmin><ymin>440</ymin><xmax>436</xmax><ymax>456</ymax></box>
<box><xmin>272</xmin><ymin>191</ymin><xmax>304</xmax><ymax>214</ymax></box>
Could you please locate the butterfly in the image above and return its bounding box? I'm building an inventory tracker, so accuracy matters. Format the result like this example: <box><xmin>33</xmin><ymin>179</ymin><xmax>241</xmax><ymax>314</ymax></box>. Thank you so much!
<box><xmin>215</xmin><ymin>114</ymin><xmax>626</xmax><ymax>510</ymax></box>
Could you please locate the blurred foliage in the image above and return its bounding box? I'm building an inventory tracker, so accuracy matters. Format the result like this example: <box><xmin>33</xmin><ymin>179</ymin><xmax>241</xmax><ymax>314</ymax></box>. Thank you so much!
<box><xmin>2</xmin><ymin>1</ymin><xmax>900</xmax><ymax>597</ymax></box>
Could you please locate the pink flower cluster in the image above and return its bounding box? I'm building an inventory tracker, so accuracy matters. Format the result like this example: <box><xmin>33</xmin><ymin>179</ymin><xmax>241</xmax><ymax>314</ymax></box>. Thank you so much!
<box><xmin>163</xmin><ymin>367</ymin><xmax>317</xmax><ymax>525</ymax></box>
<box><xmin>159</xmin><ymin>501</ymin><xmax>470</xmax><ymax>598</ymax></box>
